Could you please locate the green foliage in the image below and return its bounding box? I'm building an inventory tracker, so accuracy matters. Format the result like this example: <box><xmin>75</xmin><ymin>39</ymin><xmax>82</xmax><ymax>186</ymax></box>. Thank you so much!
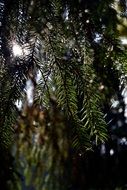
<box><xmin>1</xmin><ymin>0</ymin><xmax>127</xmax><ymax>189</ymax></box>
<box><xmin>1</xmin><ymin>0</ymin><xmax>124</xmax><ymax>150</ymax></box>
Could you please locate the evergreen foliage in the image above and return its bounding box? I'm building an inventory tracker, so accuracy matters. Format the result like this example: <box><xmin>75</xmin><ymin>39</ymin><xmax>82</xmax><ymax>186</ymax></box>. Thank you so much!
<box><xmin>1</xmin><ymin>0</ymin><xmax>127</xmax><ymax>189</ymax></box>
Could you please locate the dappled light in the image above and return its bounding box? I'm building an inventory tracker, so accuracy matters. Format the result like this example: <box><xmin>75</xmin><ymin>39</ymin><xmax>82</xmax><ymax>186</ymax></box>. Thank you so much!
<box><xmin>2</xmin><ymin>0</ymin><xmax>127</xmax><ymax>189</ymax></box>
<box><xmin>12</xmin><ymin>43</ymin><xmax>23</xmax><ymax>57</ymax></box>
<box><xmin>12</xmin><ymin>42</ymin><xmax>30</xmax><ymax>58</ymax></box>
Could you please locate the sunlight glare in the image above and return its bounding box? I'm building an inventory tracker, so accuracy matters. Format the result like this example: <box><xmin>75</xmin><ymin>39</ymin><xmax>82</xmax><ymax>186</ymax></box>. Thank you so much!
<box><xmin>110</xmin><ymin>149</ymin><xmax>114</xmax><ymax>156</ymax></box>
<box><xmin>12</xmin><ymin>42</ymin><xmax>30</xmax><ymax>57</ymax></box>
<box><xmin>12</xmin><ymin>43</ymin><xmax>23</xmax><ymax>56</ymax></box>
<box><xmin>120</xmin><ymin>37</ymin><xmax>127</xmax><ymax>45</ymax></box>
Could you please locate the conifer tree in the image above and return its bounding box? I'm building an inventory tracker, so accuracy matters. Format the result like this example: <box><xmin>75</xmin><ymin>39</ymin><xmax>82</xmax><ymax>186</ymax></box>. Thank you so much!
<box><xmin>1</xmin><ymin>0</ymin><xmax>127</xmax><ymax>189</ymax></box>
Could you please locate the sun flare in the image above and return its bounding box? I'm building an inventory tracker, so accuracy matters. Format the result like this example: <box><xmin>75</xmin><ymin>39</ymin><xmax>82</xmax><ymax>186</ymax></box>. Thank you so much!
<box><xmin>12</xmin><ymin>43</ymin><xmax>23</xmax><ymax>57</ymax></box>
<box><xmin>12</xmin><ymin>42</ymin><xmax>30</xmax><ymax>57</ymax></box>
